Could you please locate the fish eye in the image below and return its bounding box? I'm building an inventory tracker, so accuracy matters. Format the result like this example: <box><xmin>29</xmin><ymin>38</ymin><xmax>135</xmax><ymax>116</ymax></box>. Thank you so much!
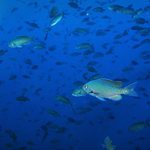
<box><xmin>84</xmin><ymin>85</ymin><xmax>87</xmax><ymax>89</ymax></box>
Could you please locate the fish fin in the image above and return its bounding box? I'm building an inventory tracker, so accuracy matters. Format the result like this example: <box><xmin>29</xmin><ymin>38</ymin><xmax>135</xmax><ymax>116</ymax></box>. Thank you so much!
<box><xmin>146</xmin><ymin>120</ymin><xmax>150</xmax><ymax>127</ymax></box>
<box><xmin>98</xmin><ymin>78</ymin><xmax>123</xmax><ymax>87</ymax></box>
<box><xmin>30</xmin><ymin>36</ymin><xmax>35</xmax><ymax>42</ymax></box>
<box><xmin>123</xmin><ymin>82</ymin><xmax>138</xmax><ymax>97</ymax></box>
<box><xmin>96</xmin><ymin>96</ymin><xmax>106</xmax><ymax>101</ymax></box>
<box><xmin>113</xmin><ymin>145</ymin><xmax>117</xmax><ymax>150</ymax></box>
<box><xmin>100</xmin><ymin>144</ymin><xmax>105</xmax><ymax>149</ymax></box>
<box><xmin>17</xmin><ymin>45</ymin><xmax>22</xmax><ymax>48</ymax></box>
<box><xmin>110</xmin><ymin>95</ymin><xmax>122</xmax><ymax>101</ymax></box>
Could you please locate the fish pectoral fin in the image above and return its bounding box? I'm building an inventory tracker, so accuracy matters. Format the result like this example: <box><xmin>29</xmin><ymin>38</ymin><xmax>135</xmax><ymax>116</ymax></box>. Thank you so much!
<box><xmin>17</xmin><ymin>45</ymin><xmax>22</xmax><ymax>48</ymax></box>
<box><xmin>109</xmin><ymin>95</ymin><xmax>122</xmax><ymax>101</ymax></box>
<box><xmin>96</xmin><ymin>96</ymin><xmax>106</xmax><ymax>101</ymax></box>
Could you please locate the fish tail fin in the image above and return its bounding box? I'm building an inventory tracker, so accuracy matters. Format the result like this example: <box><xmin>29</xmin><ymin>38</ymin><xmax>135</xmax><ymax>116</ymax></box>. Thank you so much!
<box><xmin>123</xmin><ymin>82</ymin><xmax>138</xmax><ymax>97</ymax></box>
<box><xmin>30</xmin><ymin>36</ymin><xmax>35</xmax><ymax>42</ymax></box>
<box><xmin>146</xmin><ymin>120</ymin><xmax>150</xmax><ymax>127</ymax></box>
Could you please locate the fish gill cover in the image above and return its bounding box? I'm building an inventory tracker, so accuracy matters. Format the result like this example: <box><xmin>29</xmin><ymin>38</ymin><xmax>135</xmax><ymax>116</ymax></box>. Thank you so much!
<box><xmin>0</xmin><ymin>0</ymin><xmax>150</xmax><ymax>149</ymax></box>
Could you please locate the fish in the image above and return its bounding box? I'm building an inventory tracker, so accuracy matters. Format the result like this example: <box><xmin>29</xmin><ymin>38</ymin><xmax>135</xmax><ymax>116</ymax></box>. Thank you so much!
<box><xmin>24</xmin><ymin>21</ymin><xmax>40</xmax><ymax>28</ymax></box>
<box><xmin>42</xmin><ymin>27</ymin><xmax>51</xmax><ymax>32</ymax></box>
<box><xmin>11</xmin><ymin>7</ymin><xmax>18</xmax><ymax>13</ymax></box>
<box><xmin>85</xmin><ymin>66</ymin><xmax>97</xmax><ymax>73</ymax></box>
<box><xmin>72</xmin><ymin>86</ymin><xmax>87</xmax><ymax>97</ymax></box>
<box><xmin>102</xmin><ymin>136</ymin><xmax>116</xmax><ymax>150</ymax></box>
<box><xmin>41</xmin><ymin>131</ymin><xmax>48</xmax><ymax>144</ymax></box>
<box><xmin>128</xmin><ymin>120</ymin><xmax>150</xmax><ymax>132</ymax></box>
<box><xmin>31</xmin><ymin>65</ymin><xmax>38</xmax><ymax>70</ymax></box>
<box><xmin>0</xmin><ymin>50</ymin><xmax>8</xmax><ymax>56</ymax></box>
<box><xmin>73</xmin><ymin>28</ymin><xmax>89</xmax><ymax>34</ymax></box>
<box><xmin>5</xmin><ymin>130</ymin><xmax>17</xmax><ymax>143</ymax></box>
<box><xmin>47</xmin><ymin>109</ymin><xmax>61</xmax><ymax>117</ymax></box>
<box><xmin>9</xmin><ymin>75</ymin><xmax>17</xmax><ymax>80</ymax></box>
<box><xmin>132</xmin><ymin>8</ymin><xmax>146</xmax><ymax>18</ymax></box>
<box><xmin>50</xmin><ymin>12</ymin><xmax>64</xmax><ymax>26</ymax></box>
<box><xmin>16</xmin><ymin>96</ymin><xmax>29</xmax><ymax>102</ymax></box>
<box><xmin>55</xmin><ymin>96</ymin><xmax>73</xmax><ymax>105</ymax></box>
<box><xmin>83</xmin><ymin>78</ymin><xmax>138</xmax><ymax>101</ymax></box>
<box><xmin>68</xmin><ymin>2</ymin><xmax>79</xmax><ymax>9</ymax></box>
<box><xmin>49</xmin><ymin>6</ymin><xmax>59</xmax><ymax>18</ymax></box>
<box><xmin>76</xmin><ymin>43</ymin><xmax>93</xmax><ymax>49</ymax></box>
<box><xmin>88</xmin><ymin>74</ymin><xmax>102</xmax><ymax>81</ymax></box>
<box><xmin>93</xmin><ymin>7</ymin><xmax>105</xmax><ymax>12</ymax></box>
<box><xmin>134</xmin><ymin>18</ymin><xmax>149</xmax><ymax>24</ymax></box>
<box><xmin>33</xmin><ymin>45</ymin><xmax>45</xmax><ymax>49</ymax></box>
<box><xmin>22</xmin><ymin>75</ymin><xmax>30</xmax><ymax>79</ymax></box>
<box><xmin>108</xmin><ymin>5</ymin><xmax>124</xmax><ymax>12</ymax></box>
<box><xmin>8</xmin><ymin>35</ymin><xmax>34</xmax><ymax>48</ymax></box>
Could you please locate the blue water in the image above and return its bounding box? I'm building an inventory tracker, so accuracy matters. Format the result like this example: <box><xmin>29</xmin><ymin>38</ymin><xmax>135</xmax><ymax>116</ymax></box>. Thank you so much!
<box><xmin>0</xmin><ymin>0</ymin><xmax>150</xmax><ymax>150</ymax></box>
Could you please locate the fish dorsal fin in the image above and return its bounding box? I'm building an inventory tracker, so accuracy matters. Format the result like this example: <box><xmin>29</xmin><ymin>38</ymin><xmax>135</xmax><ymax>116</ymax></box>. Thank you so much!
<box><xmin>108</xmin><ymin>136</ymin><xmax>112</xmax><ymax>143</ymax></box>
<box><xmin>98</xmin><ymin>78</ymin><xmax>123</xmax><ymax>87</ymax></box>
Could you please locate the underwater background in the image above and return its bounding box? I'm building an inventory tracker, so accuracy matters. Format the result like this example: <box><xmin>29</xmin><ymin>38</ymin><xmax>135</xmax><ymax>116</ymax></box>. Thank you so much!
<box><xmin>0</xmin><ymin>0</ymin><xmax>150</xmax><ymax>149</ymax></box>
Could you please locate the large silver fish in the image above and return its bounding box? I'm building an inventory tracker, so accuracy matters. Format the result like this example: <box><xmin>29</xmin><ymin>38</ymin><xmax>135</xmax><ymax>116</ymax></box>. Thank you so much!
<box><xmin>83</xmin><ymin>78</ymin><xmax>138</xmax><ymax>101</ymax></box>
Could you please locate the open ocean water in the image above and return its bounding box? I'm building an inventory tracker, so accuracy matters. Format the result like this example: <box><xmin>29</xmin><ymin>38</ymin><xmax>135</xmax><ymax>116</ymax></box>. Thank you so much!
<box><xmin>0</xmin><ymin>0</ymin><xmax>150</xmax><ymax>150</ymax></box>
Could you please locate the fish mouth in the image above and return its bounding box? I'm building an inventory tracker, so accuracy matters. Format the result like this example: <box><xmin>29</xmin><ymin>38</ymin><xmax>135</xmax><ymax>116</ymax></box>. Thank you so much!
<box><xmin>89</xmin><ymin>90</ymin><xmax>94</xmax><ymax>94</ymax></box>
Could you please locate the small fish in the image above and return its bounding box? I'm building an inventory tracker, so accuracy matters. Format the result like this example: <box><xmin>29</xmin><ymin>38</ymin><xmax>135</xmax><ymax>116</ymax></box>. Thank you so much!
<box><xmin>16</xmin><ymin>96</ymin><xmax>29</xmax><ymax>102</ymax></box>
<box><xmin>68</xmin><ymin>2</ymin><xmax>79</xmax><ymax>9</ymax></box>
<box><xmin>11</xmin><ymin>7</ymin><xmax>18</xmax><ymax>13</ymax></box>
<box><xmin>31</xmin><ymin>65</ymin><xmax>38</xmax><ymax>70</ymax></box>
<box><xmin>24</xmin><ymin>21</ymin><xmax>40</xmax><ymax>28</ymax></box>
<box><xmin>55</xmin><ymin>96</ymin><xmax>73</xmax><ymax>105</ymax></box>
<box><xmin>41</xmin><ymin>131</ymin><xmax>48</xmax><ymax>144</ymax></box>
<box><xmin>93</xmin><ymin>7</ymin><xmax>105</xmax><ymax>12</ymax></box>
<box><xmin>128</xmin><ymin>120</ymin><xmax>150</xmax><ymax>132</ymax></box>
<box><xmin>22</xmin><ymin>75</ymin><xmax>30</xmax><ymax>79</ymax></box>
<box><xmin>49</xmin><ymin>6</ymin><xmax>59</xmax><ymax>18</ymax></box>
<box><xmin>33</xmin><ymin>45</ymin><xmax>45</xmax><ymax>49</ymax></box>
<box><xmin>8</xmin><ymin>35</ymin><xmax>34</xmax><ymax>48</ymax></box>
<box><xmin>102</xmin><ymin>136</ymin><xmax>116</xmax><ymax>150</ymax></box>
<box><xmin>0</xmin><ymin>50</ymin><xmax>8</xmax><ymax>56</ymax></box>
<box><xmin>76</xmin><ymin>43</ymin><xmax>93</xmax><ymax>49</ymax></box>
<box><xmin>47</xmin><ymin>109</ymin><xmax>60</xmax><ymax>117</ymax></box>
<box><xmin>9</xmin><ymin>75</ymin><xmax>17</xmax><ymax>80</ymax></box>
<box><xmin>134</xmin><ymin>18</ymin><xmax>149</xmax><ymax>24</ymax></box>
<box><xmin>108</xmin><ymin>5</ymin><xmax>124</xmax><ymax>12</ymax></box>
<box><xmin>42</xmin><ymin>27</ymin><xmax>51</xmax><ymax>32</ymax></box>
<box><xmin>50</xmin><ymin>12</ymin><xmax>64</xmax><ymax>26</ymax></box>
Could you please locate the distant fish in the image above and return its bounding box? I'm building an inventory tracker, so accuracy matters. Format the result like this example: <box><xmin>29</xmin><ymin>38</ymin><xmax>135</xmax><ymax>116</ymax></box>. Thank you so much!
<box><xmin>68</xmin><ymin>2</ymin><xmax>79</xmax><ymax>9</ymax></box>
<box><xmin>11</xmin><ymin>7</ymin><xmax>18</xmax><ymax>13</ymax></box>
<box><xmin>50</xmin><ymin>12</ymin><xmax>64</xmax><ymax>26</ymax></box>
<box><xmin>128</xmin><ymin>120</ymin><xmax>150</xmax><ymax>132</ymax></box>
<box><xmin>8</xmin><ymin>35</ymin><xmax>34</xmax><ymax>48</ymax></box>
<box><xmin>49</xmin><ymin>6</ymin><xmax>59</xmax><ymax>18</ymax></box>
<box><xmin>83</xmin><ymin>78</ymin><xmax>138</xmax><ymax>101</ymax></box>
<box><xmin>102</xmin><ymin>136</ymin><xmax>116</xmax><ymax>150</ymax></box>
